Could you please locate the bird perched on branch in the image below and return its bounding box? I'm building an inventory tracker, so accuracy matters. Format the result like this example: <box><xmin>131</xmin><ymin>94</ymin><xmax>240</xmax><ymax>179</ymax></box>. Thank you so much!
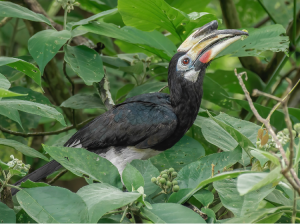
<box><xmin>11</xmin><ymin>20</ymin><xmax>247</xmax><ymax>195</ymax></box>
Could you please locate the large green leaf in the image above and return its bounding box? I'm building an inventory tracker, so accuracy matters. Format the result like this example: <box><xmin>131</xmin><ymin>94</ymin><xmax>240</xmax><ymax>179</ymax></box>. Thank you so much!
<box><xmin>141</xmin><ymin>203</ymin><xmax>206</xmax><ymax>223</ymax></box>
<box><xmin>42</xmin><ymin>145</ymin><xmax>122</xmax><ymax>188</ymax></box>
<box><xmin>28</xmin><ymin>30</ymin><xmax>71</xmax><ymax>75</ymax></box>
<box><xmin>206</xmin><ymin>68</ymin><xmax>265</xmax><ymax>95</ymax></box>
<box><xmin>0</xmin><ymin>99</ymin><xmax>66</xmax><ymax>126</ymax></box>
<box><xmin>64</xmin><ymin>45</ymin><xmax>104</xmax><ymax>85</ymax></box>
<box><xmin>0</xmin><ymin>73</ymin><xmax>11</xmax><ymax>89</ymax></box>
<box><xmin>118</xmin><ymin>0</ymin><xmax>188</xmax><ymax>40</ymax></box>
<box><xmin>0</xmin><ymin>106</ymin><xmax>22</xmax><ymax>129</ymax></box>
<box><xmin>126</xmin><ymin>82</ymin><xmax>167</xmax><ymax>99</ymax></box>
<box><xmin>214</xmin><ymin>179</ymin><xmax>274</xmax><ymax>217</ymax></box>
<box><xmin>61</xmin><ymin>93</ymin><xmax>105</xmax><ymax>109</ymax></box>
<box><xmin>165</xmin><ymin>0</ymin><xmax>210</xmax><ymax>14</ymax></box>
<box><xmin>208</xmin><ymin>112</ymin><xmax>255</xmax><ymax>156</ymax></box>
<box><xmin>17</xmin><ymin>187</ymin><xmax>88</xmax><ymax>223</ymax></box>
<box><xmin>265</xmin><ymin>189</ymin><xmax>293</xmax><ymax>207</ymax></box>
<box><xmin>122</xmin><ymin>163</ymin><xmax>144</xmax><ymax>191</ymax></box>
<box><xmin>0</xmin><ymin>2</ymin><xmax>51</xmax><ymax>25</ymax></box>
<box><xmin>0</xmin><ymin>202</ymin><xmax>16</xmax><ymax>223</ymax></box>
<box><xmin>192</xmin><ymin>189</ymin><xmax>214</xmax><ymax>207</ymax></box>
<box><xmin>0</xmin><ymin>138</ymin><xmax>49</xmax><ymax>161</ymax></box>
<box><xmin>150</xmin><ymin>136</ymin><xmax>205</xmax><ymax>171</ymax></box>
<box><xmin>237</xmin><ymin>167</ymin><xmax>283</xmax><ymax>196</ymax></box>
<box><xmin>218</xmin><ymin>25</ymin><xmax>289</xmax><ymax>58</ymax></box>
<box><xmin>0</xmin><ymin>88</ymin><xmax>27</xmax><ymax>98</ymax></box>
<box><xmin>77</xmin><ymin>183</ymin><xmax>141</xmax><ymax>223</ymax></box>
<box><xmin>130</xmin><ymin>159</ymin><xmax>160</xmax><ymax>195</ymax></box>
<box><xmin>0</xmin><ymin>57</ymin><xmax>41</xmax><ymax>86</ymax></box>
<box><xmin>20</xmin><ymin>180</ymin><xmax>49</xmax><ymax>188</ymax></box>
<box><xmin>78</xmin><ymin>22</ymin><xmax>177</xmax><ymax>60</ymax></box>
<box><xmin>177</xmin><ymin>148</ymin><xmax>242</xmax><ymax>189</ymax></box>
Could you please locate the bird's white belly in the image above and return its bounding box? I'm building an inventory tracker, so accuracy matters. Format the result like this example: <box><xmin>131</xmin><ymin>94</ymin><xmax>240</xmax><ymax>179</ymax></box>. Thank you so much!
<box><xmin>99</xmin><ymin>146</ymin><xmax>161</xmax><ymax>175</ymax></box>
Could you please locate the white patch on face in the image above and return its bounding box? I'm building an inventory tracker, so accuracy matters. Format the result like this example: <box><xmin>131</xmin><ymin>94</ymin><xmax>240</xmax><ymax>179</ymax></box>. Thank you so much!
<box><xmin>99</xmin><ymin>146</ymin><xmax>161</xmax><ymax>176</ymax></box>
<box><xmin>67</xmin><ymin>139</ymin><xmax>82</xmax><ymax>148</ymax></box>
<box><xmin>184</xmin><ymin>69</ymin><xmax>200</xmax><ymax>83</ymax></box>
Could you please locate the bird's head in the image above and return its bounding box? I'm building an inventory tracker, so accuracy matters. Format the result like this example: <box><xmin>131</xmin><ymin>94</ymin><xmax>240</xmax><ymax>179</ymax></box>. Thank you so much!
<box><xmin>169</xmin><ymin>20</ymin><xmax>248</xmax><ymax>83</ymax></box>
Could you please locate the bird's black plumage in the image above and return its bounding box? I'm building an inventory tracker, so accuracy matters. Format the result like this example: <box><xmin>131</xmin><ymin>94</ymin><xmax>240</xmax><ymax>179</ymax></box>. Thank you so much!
<box><xmin>11</xmin><ymin>21</ymin><xmax>248</xmax><ymax>195</ymax></box>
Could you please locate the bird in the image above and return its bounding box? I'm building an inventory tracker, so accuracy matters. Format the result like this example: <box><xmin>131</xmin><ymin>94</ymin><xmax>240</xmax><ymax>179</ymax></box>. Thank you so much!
<box><xmin>11</xmin><ymin>20</ymin><xmax>247</xmax><ymax>195</ymax></box>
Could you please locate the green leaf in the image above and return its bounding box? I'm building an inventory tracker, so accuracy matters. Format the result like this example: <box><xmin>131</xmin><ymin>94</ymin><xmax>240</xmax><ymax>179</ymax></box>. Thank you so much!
<box><xmin>250</xmin><ymin>150</ymin><xmax>269</xmax><ymax>167</ymax></box>
<box><xmin>78</xmin><ymin>22</ymin><xmax>177</xmax><ymax>60</ymax></box>
<box><xmin>130</xmin><ymin>159</ymin><xmax>160</xmax><ymax>195</ymax></box>
<box><xmin>256</xmin><ymin>212</ymin><xmax>283</xmax><ymax>223</ymax></box>
<box><xmin>0</xmin><ymin>202</ymin><xmax>15</xmax><ymax>223</ymax></box>
<box><xmin>0</xmin><ymin>73</ymin><xmax>11</xmax><ymax>89</ymax></box>
<box><xmin>16</xmin><ymin>209</ymin><xmax>37</xmax><ymax>223</ymax></box>
<box><xmin>77</xmin><ymin>183</ymin><xmax>141</xmax><ymax>223</ymax></box>
<box><xmin>0</xmin><ymin>159</ymin><xmax>10</xmax><ymax>170</ymax></box>
<box><xmin>208</xmin><ymin>112</ymin><xmax>255</xmax><ymax>156</ymax></box>
<box><xmin>16</xmin><ymin>186</ymin><xmax>89</xmax><ymax>223</ymax></box>
<box><xmin>0</xmin><ymin>138</ymin><xmax>49</xmax><ymax>161</ymax></box>
<box><xmin>28</xmin><ymin>30</ymin><xmax>71</xmax><ymax>75</ymax></box>
<box><xmin>0</xmin><ymin>106</ymin><xmax>22</xmax><ymax>129</ymax></box>
<box><xmin>218</xmin><ymin>25</ymin><xmax>289</xmax><ymax>58</ymax></box>
<box><xmin>165</xmin><ymin>0</ymin><xmax>210</xmax><ymax>14</ymax></box>
<box><xmin>61</xmin><ymin>93</ymin><xmax>105</xmax><ymax>109</ymax></box>
<box><xmin>201</xmin><ymin>207</ymin><xmax>215</xmax><ymax>220</ymax></box>
<box><xmin>206</xmin><ymin>68</ymin><xmax>265</xmax><ymax>95</ymax></box>
<box><xmin>214</xmin><ymin>178</ymin><xmax>274</xmax><ymax>217</ymax></box>
<box><xmin>0</xmin><ymin>99</ymin><xmax>66</xmax><ymax>126</ymax></box>
<box><xmin>0</xmin><ymin>88</ymin><xmax>27</xmax><ymax>98</ymax></box>
<box><xmin>251</xmin><ymin>148</ymin><xmax>280</xmax><ymax>166</ymax></box>
<box><xmin>265</xmin><ymin>189</ymin><xmax>293</xmax><ymax>207</ymax></box>
<box><xmin>126</xmin><ymin>82</ymin><xmax>167</xmax><ymax>98</ymax></box>
<box><xmin>118</xmin><ymin>0</ymin><xmax>189</xmax><ymax>40</ymax></box>
<box><xmin>192</xmin><ymin>189</ymin><xmax>214</xmax><ymax>207</ymax></box>
<box><xmin>0</xmin><ymin>57</ymin><xmax>41</xmax><ymax>87</ymax></box>
<box><xmin>98</xmin><ymin>214</ymin><xmax>131</xmax><ymax>223</ymax></box>
<box><xmin>237</xmin><ymin>167</ymin><xmax>283</xmax><ymax>196</ymax></box>
<box><xmin>42</xmin><ymin>145</ymin><xmax>122</xmax><ymax>188</ymax></box>
<box><xmin>177</xmin><ymin>148</ymin><xmax>242</xmax><ymax>189</ymax></box>
<box><xmin>0</xmin><ymin>2</ymin><xmax>51</xmax><ymax>25</ymax></box>
<box><xmin>20</xmin><ymin>180</ymin><xmax>49</xmax><ymax>188</ymax></box>
<box><xmin>70</xmin><ymin>8</ymin><xmax>117</xmax><ymax>27</ymax></box>
<box><xmin>150</xmin><ymin>135</ymin><xmax>205</xmax><ymax>171</ymax></box>
<box><xmin>167</xmin><ymin>188</ymin><xmax>193</xmax><ymax>203</ymax></box>
<box><xmin>122</xmin><ymin>163</ymin><xmax>144</xmax><ymax>191</ymax></box>
<box><xmin>141</xmin><ymin>203</ymin><xmax>206</xmax><ymax>223</ymax></box>
<box><xmin>177</xmin><ymin>170</ymin><xmax>253</xmax><ymax>204</ymax></box>
<box><xmin>116</xmin><ymin>84</ymin><xmax>135</xmax><ymax>100</ymax></box>
<box><xmin>64</xmin><ymin>45</ymin><xmax>104</xmax><ymax>85</ymax></box>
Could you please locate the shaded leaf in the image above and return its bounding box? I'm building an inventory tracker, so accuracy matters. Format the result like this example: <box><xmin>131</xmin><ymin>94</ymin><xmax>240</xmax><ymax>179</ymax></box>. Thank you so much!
<box><xmin>0</xmin><ymin>138</ymin><xmax>49</xmax><ymax>161</ymax></box>
<box><xmin>28</xmin><ymin>30</ymin><xmax>71</xmax><ymax>75</ymax></box>
<box><xmin>42</xmin><ymin>145</ymin><xmax>122</xmax><ymax>188</ymax></box>
<box><xmin>0</xmin><ymin>73</ymin><xmax>11</xmax><ymax>89</ymax></box>
<box><xmin>122</xmin><ymin>163</ymin><xmax>144</xmax><ymax>191</ymax></box>
<box><xmin>77</xmin><ymin>183</ymin><xmax>141</xmax><ymax>223</ymax></box>
<box><xmin>0</xmin><ymin>202</ymin><xmax>15</xmax><ymax>223</ymax></box>
<box><xmin>61</xmin><ymin>93</ymin><xmax>105</xmax><ymax>109</ymax></box>
<box><xmin>64</xmin><ymin>45</ymin><xmax>104</xmax><ymax>85</ymax></box>
<box><xmin>193</xmin><ymin>189</ymin><xmax>214</xmax><ymax>207</ymax></box>
<box><xmin>20</xmin><ymin>180</ymin><xmax>49</xmax><ymax>188</ymax></box>
<box><xmin>165</xmin><ymin>0</ymin><xmax>210</xmax><ymax>14</ymax></box>
<box><xmin>126</xmin><ymin>82</ymin><xmax>167</xmax><ymax>98</ymax></box>
<box><xmin>17</xmin><ymin>187</ymin><xmax>88</xmax><ymax>223</ymax></box>
<box><xmin>0</xmin><ymin>88</ymin><xmax>27</xmax><ymax>98</ymax></box>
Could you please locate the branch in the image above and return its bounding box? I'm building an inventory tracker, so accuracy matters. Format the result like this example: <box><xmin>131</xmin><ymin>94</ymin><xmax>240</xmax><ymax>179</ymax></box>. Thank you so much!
<box><xmin>234</xmin><ymin>69</ymin><xmax>300</xmax><ymax>193</ymax></box>
<box><xmin>219</xmin><ymin>0</ymin><xmax>266</xmax><ymax>78</ymax></box>
<box><xmin>0</xmin><ymin>17</ymin><xmax>12</xmax><ymax>28</ymax></box>
<box><xmin>47</xmin><ymin>169</ymin><xmax>68</xmax><ymax>185</ymax></box>
<box><xmin>0</xmin><ymin>117</ymin><xmax>95</xmax><ymax>137</ymax></box>
<box><xmin>254</xmin><ymin>16</ymin><xmax>270</xmax><ymax>28</ymax></box>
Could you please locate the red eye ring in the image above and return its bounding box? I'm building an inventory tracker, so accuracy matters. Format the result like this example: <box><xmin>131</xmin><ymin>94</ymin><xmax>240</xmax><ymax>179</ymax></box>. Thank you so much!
<box><xmin>182</xmin><ymin>58</ymin><xmax>190</xmax><ymax>65</ymax></box>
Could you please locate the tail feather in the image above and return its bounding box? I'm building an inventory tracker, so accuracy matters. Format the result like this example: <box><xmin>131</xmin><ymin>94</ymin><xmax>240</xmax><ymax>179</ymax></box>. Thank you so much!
<box><xmin>11</xmin><ymin>160</ymin><xmax>62</xmax><ymax>195</ymax></box>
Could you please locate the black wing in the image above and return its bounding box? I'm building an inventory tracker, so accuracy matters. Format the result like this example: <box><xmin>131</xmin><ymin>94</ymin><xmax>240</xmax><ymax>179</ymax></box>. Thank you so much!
<box><xmin>65</xmin><ymin>101</ymin><xmax>177</xmax><ymax>150</ymax></box>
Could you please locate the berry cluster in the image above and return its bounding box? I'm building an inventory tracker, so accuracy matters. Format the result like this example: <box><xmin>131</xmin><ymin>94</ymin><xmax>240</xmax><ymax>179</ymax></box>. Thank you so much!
<box><xmin>256</xmin><ymin>123</ymin><xmax>300</xmax><ymax>151</ymax></box>
<box><xmin>57</xmin><ymin>0</ymin><xmax>80</xmax><ymax>12</ymax></box>
<box><xmin>151</xmin><ymin>168</ymin><xmax>180</xmax><ymax>193</ymax></box>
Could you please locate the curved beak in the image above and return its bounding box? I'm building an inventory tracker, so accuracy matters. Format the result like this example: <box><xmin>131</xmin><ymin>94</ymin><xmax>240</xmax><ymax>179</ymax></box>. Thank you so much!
<box><xmin>179</xmin><ymin>20</ymin><xmax>248</xmax><ymax>71</ymax></box>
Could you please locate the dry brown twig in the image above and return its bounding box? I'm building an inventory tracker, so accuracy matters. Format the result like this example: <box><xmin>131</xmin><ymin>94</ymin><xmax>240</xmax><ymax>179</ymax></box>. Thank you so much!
<box><xmin>234</xmin><ymin>69</ymin><xmax>300</xmax><ymax>194</ymax></box>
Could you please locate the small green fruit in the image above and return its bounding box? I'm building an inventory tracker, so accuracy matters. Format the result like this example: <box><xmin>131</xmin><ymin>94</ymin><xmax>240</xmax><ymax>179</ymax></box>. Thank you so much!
<box><xmin>282</xmin><ymin>128</ymin><xmax>289</xmax><ymax>135</ymax></box>
<box><xmin>292</xmin><ymin>130</ymin><xmax>297</xmax><ymax>138</ymax></box>
<box><xmin>151</xmin><ymin>177</ymin><xmax>157</xmax><ymax>183</ymax></box>
<box><xmin>294</xmin><ymin>123</ymin><xmax>300</xmax><ymax>133</ymax></box>
<box><xmin>173</xmin><ymin>185</ymin><xmax>180</xmax><ymax>192</ymax></box>
<box><xmin>162</xmin><ymin>174</ymin><xmax>168</xmax><ymax>179</ymax></box>
<box><xmin>159</xmin><ymin>178</ymin><xmax>166</xmax><ymax>184</ymax></box>
<box><xmin>171</xmin><ymin>172</ymin><xmax>178</xmax><ymax>177</ymax></box>
<box><xmin>161</xmin><ymin>171</ymin><xmax>167</xmax><ymax>175</ymax></box>
<box><xmin>169</xmin><ymin>168</ymin><xmax>174</xmax><ymax>172</ymax></box>
<box><xmin>167</xmin><ymin>181</ymin><xmax>172</xmax><ymax>187</ymax></box>
<box><xmin>172</xmin><ymin>180</ymin><xmax>178</xmax><ymax>185</ymax></box>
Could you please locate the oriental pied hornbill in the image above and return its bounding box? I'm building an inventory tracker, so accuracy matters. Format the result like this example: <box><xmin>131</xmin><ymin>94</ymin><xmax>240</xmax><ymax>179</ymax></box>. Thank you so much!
<box><xmin>11</xmin><ymin>21</ymin><xmax>247</xmax><ymax>195</ymax></box>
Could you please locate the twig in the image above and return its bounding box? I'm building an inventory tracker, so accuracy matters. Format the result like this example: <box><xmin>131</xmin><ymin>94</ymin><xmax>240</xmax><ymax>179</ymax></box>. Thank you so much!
<box><xmin>9</xmin><ymin>18</ymin><xmax>19</xmax><ymax>56</ymax></box>
<box><xmin>0</xmin><ymin>17</ymin><xmax>12</xmax><ymax>28</ymax></box>
<box><xmin>120</xmin><ymin>206</ymin><xmax>129</xmax><ymax>222</ymax></box>
<box><xmin>47</xmin><ymin>169</ymin><xmax>68</xmax><ymax>185</ymax></box>
<box><xmin>254</xmin><ymin>16</ymin><xmax>270</xmax><ymax>28</ymax></box>
<box><xmin>130</xmin><ymin>210</ymin><xmax>136</xmax><ymax>223</ymax></box>
<box><xmin>293</xmin><ymin>0</ymin><xmax>297</xmax><ymax>45</ymax></box>
<box><xmin>151</xmin><ymin>191</ymin><xmax>164</xmax><ymax>199</ymax></box>
<box><xmin>0</xmin><ymin>117</ymin><xmax>94</xmax><ymax>137</ymax></box>
<box><xmin>158</xmin><ymin>85</ymin><xmax>168</xmax><ymax>92</ymax></box>
<box><xmin>234</xmin><ymin>69</ymin><xmax>300</xmax><ymax>193</ymax></box>
<box><xmin>257</xmin><ymin>0</ymin><xmax>277</xmax><ymax>24</ymax></box>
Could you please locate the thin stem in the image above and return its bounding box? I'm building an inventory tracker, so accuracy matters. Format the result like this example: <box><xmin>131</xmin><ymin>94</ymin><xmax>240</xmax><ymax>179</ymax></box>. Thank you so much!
<box><xmin>9</xmin><ymin>18</ymin><xmax>19</xmax><ymax>56</ymax></box>
<box><xmin>130</xmin><ymin>210</ymin><xmax>136</xmax><ymax>224</ymax></box>
<box><xmin>0</xmin><ymin>17</ymin><xmax>12</xmax><ymax>28</ymax></box>
<box><xmin>48</xmin><ymin>169</ymin><xmax>68</xmax><ymax>185</ymax></box>
<box><xmin>104</xmin><ymin>210</ymin><xmax>124</xmax><ymax>216</ymax></box>
<box><xmin>151</xmin><ymin>191</ymin><xmax>164</xmax><ymax>199</ymax></box>
<box><xmin>120</xmin><ymin>206</ymin><xmax>129</xmax><ymax>222</ymax></box>
<box><xmin>63</xmin><ymin>8</ymin><xmax>68</xmax><ymax>30</ymax></box>
<box><xmin>0</xmin><ymin>117</ymin><xmax>95</xmax><ymax>137</ymax></box>
<box><xmin>293</xmin><ymin>0</ymin><xmax>297</xmax><ymax>46</ymax></box>
<box><xmin>6</xmin><ymin>184</ymin><xmax>21</xmax><ymax>191</ymax></box>
<box><xmin>158</xmin><ymin>85</ymin><xmax>168</xmax><ymax>92</ymax></box>
<box><xmin>257</xmin><ymin>0</ymin><xmax>277</xmax><ymax>24</ymax></box>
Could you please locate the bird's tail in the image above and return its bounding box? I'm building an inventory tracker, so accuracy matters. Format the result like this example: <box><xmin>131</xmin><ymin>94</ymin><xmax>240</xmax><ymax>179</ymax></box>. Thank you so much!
<box><xmin>11</xmin><ymin>160</ymin><xmax>62</xmax><ymax>196</ymax></box>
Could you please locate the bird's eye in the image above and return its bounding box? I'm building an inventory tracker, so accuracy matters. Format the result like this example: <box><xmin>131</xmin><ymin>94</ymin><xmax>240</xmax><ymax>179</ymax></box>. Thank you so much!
<box><xmin>182</xmin><ymin>58</ymin><xmax>190</xmax><ymax>65</ymax></box>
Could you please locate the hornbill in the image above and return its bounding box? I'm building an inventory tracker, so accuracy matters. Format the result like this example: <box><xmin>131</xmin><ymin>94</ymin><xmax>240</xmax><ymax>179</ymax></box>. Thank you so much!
<box><xmin>11</xmin><ymin>20</ymin><xmax>247</xmax><ymax>195</ymax></box>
